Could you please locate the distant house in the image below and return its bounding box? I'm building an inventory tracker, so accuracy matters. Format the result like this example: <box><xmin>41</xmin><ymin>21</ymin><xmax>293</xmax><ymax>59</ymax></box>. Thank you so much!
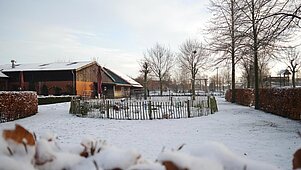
<box><xmin>101</xmin><ymin>67</ymin><xmax>143</xmax><ymax>98</ymax></box>
<box><xmin>0</xmin><ymin>71</ymin><xmax>8</xmax><ymax>91</ymax></box>
<box><xmin>0</xmin><ymin>61</ymin><xmax>102</xmax><ymax>96</ymax></box>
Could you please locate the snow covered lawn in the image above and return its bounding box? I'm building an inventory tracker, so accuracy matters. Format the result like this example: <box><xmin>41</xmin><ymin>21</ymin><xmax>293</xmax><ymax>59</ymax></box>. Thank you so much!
<box><xmin>0</xmin><ymin>97</ymin><xmax>300</xmax><ymax>170</ymax></box>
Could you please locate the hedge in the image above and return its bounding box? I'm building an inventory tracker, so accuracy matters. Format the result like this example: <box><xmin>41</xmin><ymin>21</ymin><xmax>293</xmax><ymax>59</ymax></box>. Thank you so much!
<box><xmin>38</xmin><ymin>96</ymin><xmax>74</xmax><ymax>105</ymax></box>
<box><xmin>0</xmin><ymin>91</ymin><xmax>38</xmax><ymax>122</ymax></box>
<box><xmin>225</xmin><ymin>88</ymin><xmax>301</xmax><ymax>120</ymax></box>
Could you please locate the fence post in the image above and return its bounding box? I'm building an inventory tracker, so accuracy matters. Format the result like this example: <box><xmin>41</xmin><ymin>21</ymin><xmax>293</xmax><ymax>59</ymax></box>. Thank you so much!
<box><xmin>211</xmin><ymin>96</ymin><xmax>218</xmax><ymax>113</ymax></box>
<box><xmin>187</xmin><ymin>100</ymin><xmax>191</xmax><ymax>118</ymax></box>
<box><xmin>148</xmin><ymin>101</ymin><xmax>152</xmax><ymax>120</ymax></box>
<box><xmin>208</xmin><ymin>96</ymin><xmax>213</xmax><ymax>114</ymax></box>
<box><xmin>106</xmin><ymin>100</ymin><xmax>110</xmax><ymax>119</ymax></box>
<box><xmin>69</xmin><ymin>99</ymin><xmax>73</xmax><ymax>114</ymax></box>
<box><xmin>76</xmin><ymin>99</ymin><xmax>81</xmax><ymax>115</ymax></box>
<box><xmin>207</xmin><ymin>96</ymin><xmax>210</xmax><ymax>108</ymax></box>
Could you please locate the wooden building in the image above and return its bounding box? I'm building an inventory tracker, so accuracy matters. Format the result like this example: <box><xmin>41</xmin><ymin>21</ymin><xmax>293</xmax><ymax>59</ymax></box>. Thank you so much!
<box><xmin>0</xmin><ymin>61</ymin><xmax>102</xmax><ymax>96</ymax></box>
<box><xmin>101</xmin><ymin>67</ymin><xmax>143</xmax><ymax>98</ymax></box>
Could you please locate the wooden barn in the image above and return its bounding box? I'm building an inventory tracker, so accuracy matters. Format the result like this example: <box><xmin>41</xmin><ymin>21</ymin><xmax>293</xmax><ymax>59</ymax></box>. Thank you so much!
<box><xmin>0</xmin><ymin>61</ymin><xmax>102</xmax><ymax>97</ymax></box>
<box><xmin>101</xmin><ymin>67</ymin><xmax>143</xmax><ymax>98</ymax></box>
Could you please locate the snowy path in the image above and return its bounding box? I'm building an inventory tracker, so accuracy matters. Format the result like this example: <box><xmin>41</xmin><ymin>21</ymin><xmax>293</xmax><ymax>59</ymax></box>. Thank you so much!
<box><xmin>0</xmin><ymin>97</ymin><xmax>300</xmax><ymax>170</ymax></box>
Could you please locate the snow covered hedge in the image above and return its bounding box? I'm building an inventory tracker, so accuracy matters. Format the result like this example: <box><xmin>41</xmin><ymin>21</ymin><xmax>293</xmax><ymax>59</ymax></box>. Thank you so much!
<box><xmin>225</xmin><ymin>88</ymin><xmax>301</xmax><ymax>120</ymax></box>
<box><xmin>260</xmin><ymin>88</ymin><xmax>301</xmax><ymax>120</ymax></box>
<box><xmin>0</xmin><ymin>91</ymin><xmax>38</xmax><ymax>123</ymax></box>
<box><xmin>225</xmin><ymin>89</ymin><xmax>254</xmax><ymax>106</ymax></box>
<box><xmin>38</xmin><ymin>96</ymin><xmax>73</xmax><ymax>105</ymax></box>
<box><xmin>0</xmin><ymin>124</ymin><xmax>282</xmax><ymax>170</ymax></box>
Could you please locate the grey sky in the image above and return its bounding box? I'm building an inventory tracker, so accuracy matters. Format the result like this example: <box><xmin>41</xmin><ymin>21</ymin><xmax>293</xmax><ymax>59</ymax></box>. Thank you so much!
<box><xmin>0</xmin><ymin>0</ymin><xmax>210</xmax><ymax>77</ymax></box>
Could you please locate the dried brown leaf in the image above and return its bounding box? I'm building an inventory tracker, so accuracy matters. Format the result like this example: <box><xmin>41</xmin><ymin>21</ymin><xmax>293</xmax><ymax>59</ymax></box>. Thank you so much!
<box><xmin>2</xmin><ymin>124</ymin><xmax>35</xmax><ymax>146</ymax></box>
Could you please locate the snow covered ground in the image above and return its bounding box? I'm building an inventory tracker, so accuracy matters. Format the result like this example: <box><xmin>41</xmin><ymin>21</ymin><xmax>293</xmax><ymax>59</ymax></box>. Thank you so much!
<box><xmin>0</xmin><ymin>97</ymin><xmax>300</xmax><ymax>170</ymax></box>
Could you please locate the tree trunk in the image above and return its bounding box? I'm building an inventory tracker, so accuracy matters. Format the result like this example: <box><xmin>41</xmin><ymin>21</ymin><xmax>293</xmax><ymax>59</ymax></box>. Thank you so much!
<box><xmin>252</xmin><ymin>0</ymin><xmax>260</xmax><ymax>110</ymax></box>
<box><xmin>292</xmin><ymin>70</ymin><xmax>296</xmax><ymax>88</ymax></box>
<box><xmin>144</xmin><ymin>72</ymin><xmax>148</xmax><ymax>100</ymax></box>
<box><xmin>159</xmin><ymin>77</ymin><xmax>163</xmax><ymax>96</ymax></box>
<box><xmin>231</xmin><ymin>0</ymin><xmax>236</xmax><ymax>103</ymax></box>
<box><xmin>191</xmin><ymin>76</ymin><xmax>196</xmax><ymax>100</ymax></box>
<box><xmin>247</xmin><ymin>73</ymin><xmax>251</xmax><ymax>88</ymax></box>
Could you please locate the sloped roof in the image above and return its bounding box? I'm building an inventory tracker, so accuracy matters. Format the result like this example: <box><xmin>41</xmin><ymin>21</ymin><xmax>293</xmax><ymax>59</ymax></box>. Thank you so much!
<box><xmin>0</xmin><ymin>71</ymin><xmax>8</xmax><ymax>78</ymax></box>
<box><xmin>103</xmin><ymin>67</ymin><xmax>143</xmax><ymax>88</ymax></box>
<box><xmin>0</xmin><ymin>61</ymin><xmax>95</xmax><ymax>72</ymax></box>
<box><xmin>278</xmin><ymin>69</ymin><xmax>291</xmax><ymax>75</ymax></box>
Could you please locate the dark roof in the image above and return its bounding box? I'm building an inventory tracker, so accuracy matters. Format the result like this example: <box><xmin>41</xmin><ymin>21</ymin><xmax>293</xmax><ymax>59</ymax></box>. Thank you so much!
<box><xmin>103</xmin><ymin>67</ymin><xmax>130</xmax><ymax>86</ymax></box>
<box><xmin>102</xmin><ymin>67</ymin><xmax>142</xmax><ymax>88</ymax></box>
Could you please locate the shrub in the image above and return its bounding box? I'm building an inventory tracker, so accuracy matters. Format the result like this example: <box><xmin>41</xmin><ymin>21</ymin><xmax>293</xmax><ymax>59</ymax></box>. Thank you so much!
<box><xmin>38</xmin><ymin>96</ymin><xmax>73</xmax><ymax>105</ymax></box>
<box><xmin>52</xmin><ymin>86</ymin><xmax>62</xmax><ymax>96</ymax></box>
<box><xmin>41</xmin><ymin>84</ymin><xmax>49</xmax><ymax>96</ymax></box>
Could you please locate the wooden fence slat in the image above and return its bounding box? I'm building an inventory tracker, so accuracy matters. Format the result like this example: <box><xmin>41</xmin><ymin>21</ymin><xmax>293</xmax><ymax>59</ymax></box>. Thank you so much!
<box><xmin>69</xmin><ymin>97</ymin><xmax>215</xmax><ymax>121</ymax></box>
<box><xmin>106</xmin><ymin>101</ymin><xmax>110</xmax><ymax>119</ymax></box>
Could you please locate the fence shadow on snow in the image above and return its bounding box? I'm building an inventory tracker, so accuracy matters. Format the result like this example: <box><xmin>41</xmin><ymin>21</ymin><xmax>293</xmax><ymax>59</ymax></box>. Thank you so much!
<box><xmin>69</xmin><ymin>97</ymin><xmax>218</xmax><ymax>120</ymax></box>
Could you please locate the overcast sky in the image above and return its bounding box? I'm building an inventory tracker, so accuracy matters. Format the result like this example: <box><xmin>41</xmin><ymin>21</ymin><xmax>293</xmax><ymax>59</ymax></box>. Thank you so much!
<box><xmin>0</xmin><ymin>0</ymin><xmax>210</xmax><ymax>77</ymax></box>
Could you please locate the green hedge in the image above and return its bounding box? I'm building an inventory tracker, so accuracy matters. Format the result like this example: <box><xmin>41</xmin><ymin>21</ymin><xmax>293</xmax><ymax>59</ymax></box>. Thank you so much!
<box><xmin>38</xmin><ymin>96</ymin><xmax>73</xmax><ymax>105</ymax></box>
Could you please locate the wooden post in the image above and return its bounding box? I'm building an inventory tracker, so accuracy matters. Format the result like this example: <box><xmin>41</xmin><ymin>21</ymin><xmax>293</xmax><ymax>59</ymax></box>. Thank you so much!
<box><xmin>210</xmin><ymin>97</ymin><xmax>213</xmax><ymax>114</ymax></box>
<box><xmin>106</xmin><ymin>100</ymin><xmax>110</xmax><ymax>119</ymax></box>
<box><xmin>76</xmin><ymin>99</ymin><xmax>80</xmax><ymax>115</ymax></box>
<box><xmin>69</xmin><ymin>99</ymin><xmax>74</xmax><ymax>114</ymax></box>
<box><xmin>187</xmin><ymin>100</ymin><xmax>191</xmax><ymax>118</ymax></box>
<box><xmin>148</xmin><ymin>101</ymin><xmax>152</xmax><ymax>120</ymax></box>
<box><xmin>207</xmin><ymin>96</ymin><xmax>210</xmax><ymax>108</ymax></box>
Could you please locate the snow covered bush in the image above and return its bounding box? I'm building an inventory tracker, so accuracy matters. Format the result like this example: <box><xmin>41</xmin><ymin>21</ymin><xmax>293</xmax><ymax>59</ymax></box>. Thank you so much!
<box><xmin>0</xmin><ymin>124</ymin><xmax>287</xmax><ymax>170</ymax></box>
<box><xmin>0</xmin><ymin>91</ymin><xmax>38</xmax><ymax>123</ymax></box>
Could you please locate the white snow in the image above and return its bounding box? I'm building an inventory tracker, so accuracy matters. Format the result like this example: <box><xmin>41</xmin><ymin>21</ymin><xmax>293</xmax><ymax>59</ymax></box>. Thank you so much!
<box><xmin>157</xmin><ymin>150</ymin><xmax>223</xmax><ymax>170</ymax></box>
<box><xmin>0</xmin><ymin>97</ymin><xmax>300</xmax><ymax>170</ymax></box>
<box><xmin>0</xmin><ymin>91</ymin><xmax>37</xmax><ymax>95</ymax></box>
<box><xmin>0</xmin><ymin>71</ymin><xmax>8</xmax><ymax>78</ymax></box>
<box><xmin>105</xmin><ymin>67</ymin><xmax>143</xmax><ymax>88</ymax></box>
<box><xmin>0</xmin><ymin>61</ymin><xmax>93</xmax><ymax>72</ymax></box>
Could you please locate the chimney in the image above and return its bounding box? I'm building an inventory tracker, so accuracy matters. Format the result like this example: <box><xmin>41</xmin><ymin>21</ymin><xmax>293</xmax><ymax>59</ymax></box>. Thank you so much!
<box><xmin>11</xmin><ymin>60</ymin><xmax>16</xmax><ymax>68</ymax></box>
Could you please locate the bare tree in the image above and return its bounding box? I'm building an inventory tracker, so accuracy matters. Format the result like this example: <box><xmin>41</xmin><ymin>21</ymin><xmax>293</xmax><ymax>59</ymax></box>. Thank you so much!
<box><xmin>238</xmin><ymin>0</ymin><xmax>297</xmax><ymax>109</ymax></box>
<box><xmin>207</xmin><ymin>0</ymin><xmax>245</xmax><ymax>103</ymax></box>
<box><xmin>174</xmin><ymin>68</ymin><xmax>190</xmax><ymax>93</ymax></box>
<box><xmin>178</xmin><ymin>39</ymin><xmax>207</xmax><ymax>100</ymax></box>
<box><xmin>259</xmin><ymin>1</ymin><xmax>301</xmax><ymax>28</ymax></box>
<box><xmin>144</xmin><ymin>43</ymin><xmax>174</xmax><ymax>96</ymax></box>
<box><xmin>240</xmin><ymin>55</ymin><xmax>253</xmax><ymax>88</ymax></box>
<box><xmin>283</xmin><ymin>46</ymin><xmax>301</xmax><ymax>88</ymax></box>
<box><xmin>139</xmin><ymin>60</ymin><xmax>151</xmax><ymax>100</ymax></box>
<box><xmin>258</xmin><ymin>50</ymin><xmax>272</xmax><ymax>88</ymax></box>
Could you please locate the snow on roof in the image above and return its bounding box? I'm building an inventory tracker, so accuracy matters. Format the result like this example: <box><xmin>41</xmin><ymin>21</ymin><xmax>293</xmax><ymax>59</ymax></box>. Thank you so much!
<box><xmin>105</xmin><ymin>68</ymin><xmax>143</xmax><ymax>88</ymax></box>
<box><xmin>0</xmin><ymin>71</ymin><xmax>8</xmax><ymax>78</ymax></box>
<box><xmin>0</xmin><ymin>61</ymin><xmax>94</xmax><ymax>72</ymax></box>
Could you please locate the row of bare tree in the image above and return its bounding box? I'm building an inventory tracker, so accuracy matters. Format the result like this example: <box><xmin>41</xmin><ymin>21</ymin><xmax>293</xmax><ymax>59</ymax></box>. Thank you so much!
<box><xmin>140</xmin><ymin>40</ymin><xmax>208</xmax><ymax>100</ymax></box>
<box><xmin>208</xmin><ymin>0</ymin><xmax>301</xmax><ymax>109</ymax></box>
<box><xmin>138</xmin><ymin>0</ymin><xmax>301</xmax><ymax>109</ymax></box>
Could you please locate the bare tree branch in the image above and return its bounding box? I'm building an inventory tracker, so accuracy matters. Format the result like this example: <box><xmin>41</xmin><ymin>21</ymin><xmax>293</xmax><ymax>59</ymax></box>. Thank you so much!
<box><xmin>144</xmin><ymin>43</ymin><xmax>174</xmax><ymax>96</ymax></box>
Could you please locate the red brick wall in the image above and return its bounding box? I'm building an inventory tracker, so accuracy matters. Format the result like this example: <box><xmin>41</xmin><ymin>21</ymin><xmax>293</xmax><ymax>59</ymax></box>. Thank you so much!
<box><xmin>0</xmin><ymin>91</ymin><xmax>38</xmax><ymax>122</ymax></box>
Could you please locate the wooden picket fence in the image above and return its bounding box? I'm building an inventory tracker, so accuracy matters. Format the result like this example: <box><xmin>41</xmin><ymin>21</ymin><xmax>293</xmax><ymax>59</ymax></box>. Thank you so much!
<box><xmin>69</xmin><ymin>97</ymin><xmax>218</xmax><ymax>120</ymax></box>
